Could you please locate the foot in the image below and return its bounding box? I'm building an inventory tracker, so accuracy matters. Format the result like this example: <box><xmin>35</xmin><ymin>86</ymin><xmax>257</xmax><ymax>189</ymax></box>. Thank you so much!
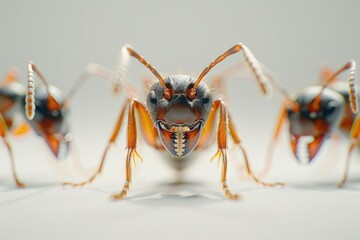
<box><xmin>111</xmin><ymin>181</ymin><xmax>130</xmax><ymax>200</ymax></box>
<box><xmin>337</xmin><ymin>178</ymin><xmax>347</xmax><ymax>188</ymax></box>
<box><xmin>111</xmin><ymin>191</ymin><xmax>127</xmax><ymax>201</ymax></box>
<box><xmin>62</xmin><ymin>174</ymin><xmax>98</xmax><ymax>188</ymax></box>
<box><xmin>16</xmin><ymin>181</ymin><xmax>26</xmax><ymax>188</ymax></box>
<box><xmin>251</xmin><ymin>175</ymin><xmax>285</xmax><ymax>187</ymax></box>
<box><xmin>222</xmin><ymin>182</ymin><xmax>240</xmax><ymax>200</ymax></box>
<box><xmin>224</xmin><ymin>190</ymin><xmax>240</xmax><ymax>200</ymax></box>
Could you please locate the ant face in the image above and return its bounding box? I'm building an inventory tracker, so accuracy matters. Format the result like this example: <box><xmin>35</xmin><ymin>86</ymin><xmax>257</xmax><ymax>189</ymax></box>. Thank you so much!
<box><xmin>23</xmin><ymin>86</ymin><xmax>71</xmax><ymax>159</ymax></box>
<box><xmin>287</xmin><ymin>86</ymin><xmax>345</xmax><ymax>164</ymax></box>
<box><xmin>147</xmin><ymin>75</ymin><xmax>212</xmax><ymax>157</ymax></box>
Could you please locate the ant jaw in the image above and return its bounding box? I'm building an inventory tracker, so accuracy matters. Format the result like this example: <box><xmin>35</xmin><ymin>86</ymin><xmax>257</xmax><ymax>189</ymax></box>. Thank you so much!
<box><xmin>156</xmin><ymin>121</ymin><xmax>203</xmax><ymax>157</ymax></box>
<box><xmin>42</xmin><ymin>131</ymin><xmax>72</xmax><ymax>160</ymax></box>
<box><xmin>290</xmin><ymin>134</ymin><xmax>326</xmax><ymax>164</ymax></box>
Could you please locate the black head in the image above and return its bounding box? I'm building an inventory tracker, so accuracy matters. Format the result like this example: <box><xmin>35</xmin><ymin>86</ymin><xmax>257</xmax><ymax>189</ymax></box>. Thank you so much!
<box><xmin>147</xmin><ymin>75</ymin><xmax>212</xmax><ymax>157</ymax></box>
<box><xmin>23</xmin><ymin>85</ymin><xmax>71</xmax><ymax>159</ymax></box>
<box><xmin>287</xmin><ymin>86</ymin><xmax>345</xmax><ymax>164</ymax></box>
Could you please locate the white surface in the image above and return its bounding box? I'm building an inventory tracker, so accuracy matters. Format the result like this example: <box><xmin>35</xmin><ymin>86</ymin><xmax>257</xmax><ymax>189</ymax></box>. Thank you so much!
<box><xmin>1</xmin><ymin>131</ymin><xmax>360</xmax><ymax>240</ymax></box>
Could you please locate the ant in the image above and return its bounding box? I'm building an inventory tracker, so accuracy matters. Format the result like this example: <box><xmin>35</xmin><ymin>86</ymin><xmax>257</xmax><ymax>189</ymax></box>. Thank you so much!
<box><xmin>63</xmin><ymin>43</ymin><xmax>283</xmax><ymax>200</ymax></box>
<box><xmin>1</xmin><ymin>61</ymin><xmax>117</xmax><ymax>188</ymax></box>
<box><xmin>262</xmin><ymin>60</ymin><xmax>358</xmax><ymax>187</ymax></box>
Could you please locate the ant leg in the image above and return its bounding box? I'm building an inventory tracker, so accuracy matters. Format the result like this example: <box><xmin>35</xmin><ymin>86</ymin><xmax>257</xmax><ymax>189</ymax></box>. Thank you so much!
<box><xmin>210</xmin><ymin>99</ymin><xmax>239</xmax><ymax>200</ymax></box>
<box><xmin>142</xmin><ymin>76</ymin><xmax>153</xmax><ymax>94</ymax></box>
<box><xmin>64</xmin><ymin>63</ymin><xmax>117</xmax><ymax>104</ymax></box>
<box><xmin>338</xmin><ymin>116</ymin><xmax>360</xmax><ymax>187</ymax></box>
<box><xmin>133</xmin><ymin>101</ymin><xmax>163</xmax><ymax>149</ymax></box>
<box><xmin>3</xmin><ymin>138</ymin><xmax>25</xmax><ymax>188</ymax></box>
<box><xmin>64</xmin><ymin>63</ymin><xmax>138</xmax><ymax>175</ymax></box>
<box><xmin>200</xmin><ymin>62</ymin><xmax>257</xmax><ymax>150</ymax></box>
<box><xmin>111</xmin><ymin>100</ymin><xmax>148</xmax><ymax>200</ymax></box>
<box><xmin>260</xmin><ymin>102</ymin><xmax>287</xmax><ymax>176</ymax></box>
<box><xmin>0</xmin><ymin>114</ymin><xmax>24</xmax><ymax>188</ymax></box>
<box><xmin>338</xmin><ymin>139</ymin><xmax>357</xmax><ymax>188</ymax></box>
<box><xmin>11</xmin><ymin>123</ymin><xmax>30</xmax><ymax>136</ymax></box>
<box><xmin>196</xmin><ymin>101</ymin><xmax>218</xmax><ymax>149</ymax></box>
<box><xmin>63</xmin><ymin>101</ymin><xmax>129</xmax><ymax>187</ymax></box>
<box><xmin>63</xmin><ymin>99</ymin><xmax>159</xmax><ymax>198</ymax></box>
<box><xmin>227</xmin><ymin>108</ymin><xmax>284</xmax><ymax>187</ymax></box>
<box><xmin>210</xmin><ymin>62</ymin><xmax>247</xmax><ymax>98</ymax></box>
<box><xmin>63</xmin><ymin>63</ymin><xmax>139</xmax><ymax>108</ymax></box>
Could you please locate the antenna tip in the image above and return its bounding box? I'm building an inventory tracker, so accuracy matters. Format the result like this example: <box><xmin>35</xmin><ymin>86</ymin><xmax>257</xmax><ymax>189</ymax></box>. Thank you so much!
<box><xmin>26</xmin><ymin>113</ymin><xmax>34</xmax><ymax>120</ymax></box>
<box><xmin>25</xmin><ymin>106</ymin><xmax>35</xmax><ymax>120</ymax></box>
<box><xmin>351</xmin><ymin>102</ymin><xmax>358</xmax><ymax>113</ymax></box>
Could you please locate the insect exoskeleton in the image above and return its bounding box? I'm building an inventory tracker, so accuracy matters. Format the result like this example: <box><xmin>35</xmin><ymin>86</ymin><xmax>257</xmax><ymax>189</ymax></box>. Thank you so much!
<box><xmin>147</xmin><ymin>75</ymin><xmax>212</xmax><ymax>158</ymax></box>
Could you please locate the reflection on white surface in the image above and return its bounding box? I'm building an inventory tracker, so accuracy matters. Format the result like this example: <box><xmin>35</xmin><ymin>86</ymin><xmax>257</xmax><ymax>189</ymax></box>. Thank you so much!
<box><xmin>1</xmin><ymin>129</ymin><xmax>360</xmax><ymax>240</ymax></box>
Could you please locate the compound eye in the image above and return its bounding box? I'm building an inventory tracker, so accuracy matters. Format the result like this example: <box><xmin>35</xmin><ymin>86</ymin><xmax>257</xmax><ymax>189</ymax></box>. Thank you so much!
<box><xmin>147</xmin><ymin>90</ymin><xmax>157</xmax><ymax>112</ymax></box>
<box><xmin>325</xmin><ymin>101</ymin><xmax>339</xmax><ymax>122</ymax></box>
<box><xmin>288</xmin><ymin>109</ymin><xmax>299</xmax><ymax>120</ymax></box>
<box><xmin>202</xmin><ymin>93</ymin><xmax>212</xmax><ymax>112</ymax></box>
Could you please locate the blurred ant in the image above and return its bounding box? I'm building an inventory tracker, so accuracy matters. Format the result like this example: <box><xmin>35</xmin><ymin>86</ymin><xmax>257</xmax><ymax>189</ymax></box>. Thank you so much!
<box><xmin>63</xmin><ymin>43</ymin><xmax>283</xmax><ymax>200</ymax></box>
<box><xmin>262</xmin><ymin>61</ymin><xmax>358</xmax><ymax>187</ymax></box>
<box><xmin>1</xmin><ymin>62</ymin><xmax>117</xmax><ymax>187</ymax></box>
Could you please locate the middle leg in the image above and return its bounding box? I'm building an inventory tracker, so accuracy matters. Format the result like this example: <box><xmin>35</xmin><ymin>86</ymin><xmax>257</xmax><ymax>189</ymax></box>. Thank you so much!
<box><xmin>227</xmin><ymin>113</ymin><xmax>284</xmax><ymax>187</ymax></box>
<box><xmin>204</xmin><ymin>99</ymin><xmax>283</xmax><ymax>200</ymax></box>
<box><xmin>209</xmin><ymin>99</ymin><xmax>239</xmax><ymax>199</ymax></box>
<box><xmin>63</xmin><ymin>100</ymin><xmax>129</xmax><ymax>187</ymax></box>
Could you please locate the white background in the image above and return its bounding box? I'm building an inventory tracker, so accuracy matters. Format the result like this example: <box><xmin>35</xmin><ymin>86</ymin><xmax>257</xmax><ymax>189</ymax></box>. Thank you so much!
<box><xmin>1</xmin><ymin>1</ymin><xmax>360</xmax><ymax>239</ymax></box>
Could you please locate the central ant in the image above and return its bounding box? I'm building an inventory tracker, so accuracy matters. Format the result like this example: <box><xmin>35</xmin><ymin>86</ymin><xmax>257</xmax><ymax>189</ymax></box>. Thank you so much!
<box><xmin>262</xmin><ymin>60</ymin><xmax>358</xmax><ymax>187</ymax></box>
<box><xmin>63</xmin><ymin>43</ymin><xmax>283</xmax><ymax>200</ymax></box>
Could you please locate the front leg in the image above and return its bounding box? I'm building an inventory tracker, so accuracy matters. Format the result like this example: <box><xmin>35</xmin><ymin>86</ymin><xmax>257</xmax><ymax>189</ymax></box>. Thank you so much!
<box><xmin>210</xmin><ymin>99</ymin><xmax>283</xmax><ymax>200</ymax></box>
<box><xmin>63</xmin><ymin>99</ymin><xmax>158</xmax><ymax>199</ymax></box>
<box><xmin>259</xmin><ymin>101</ymin><xmax>287</xmax><ymax>176</ymax></box>
<box><xmin>64</xmin><ymin>100</ymin><xmax>142</xmax><ymax>198</ymax></box>
<box><xmin>210</xmin><ymin>100</ymin><xmax>239</xmax><ymax>200</ymax></box>
<box><xmin>111</xmin><ymin>100</ymin><xmax>144</xmax><ymax>200</ymax></box>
